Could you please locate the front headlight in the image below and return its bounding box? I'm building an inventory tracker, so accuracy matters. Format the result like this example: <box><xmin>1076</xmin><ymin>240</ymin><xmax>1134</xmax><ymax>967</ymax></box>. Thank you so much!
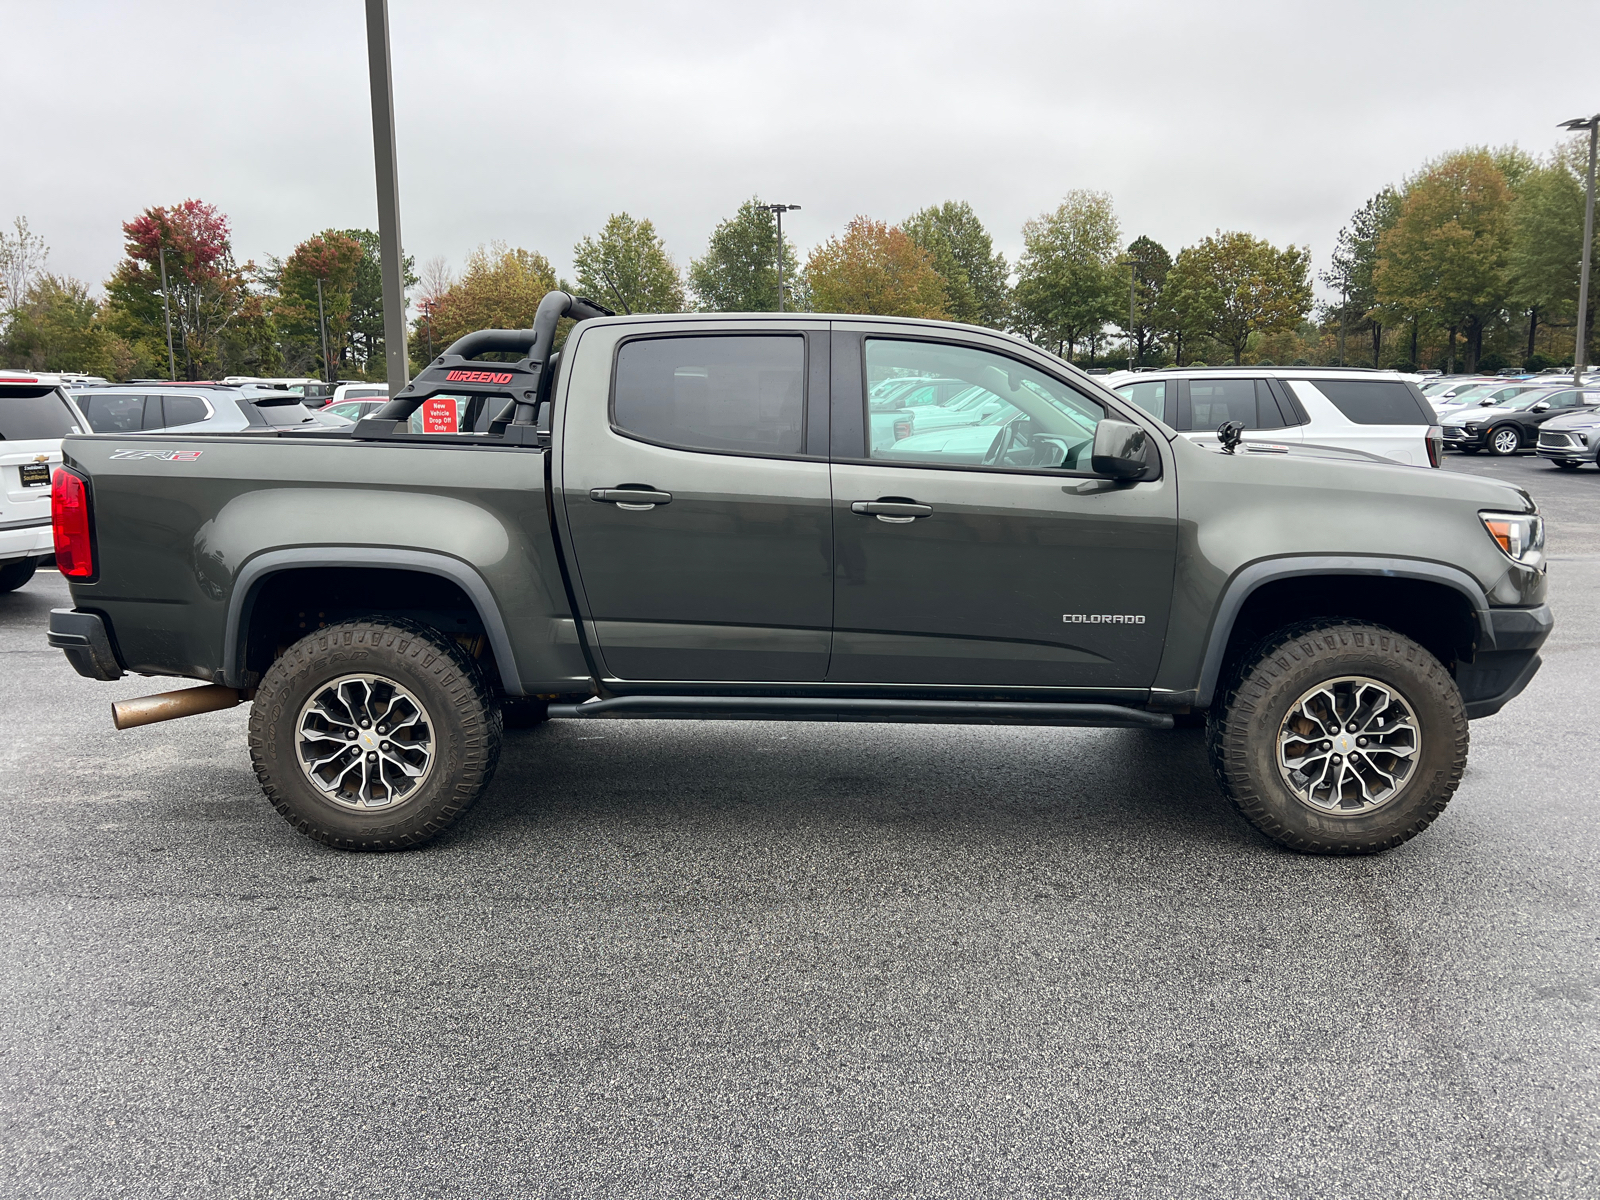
<box><xmin>1480</xmin><ymin>511</ymin><xmax>1545</xmax><ymax>565</ymax></box>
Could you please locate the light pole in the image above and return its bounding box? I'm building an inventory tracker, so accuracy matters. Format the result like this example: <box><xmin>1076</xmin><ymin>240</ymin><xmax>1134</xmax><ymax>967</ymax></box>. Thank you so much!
<box><xmin>156</xmin><ymin>243</ymin><xmax>177</xmax><ymax>381</ymax></box>
<box><xmin>366</xmin><ymin>0</ymin><xmax>410</xmax><ymax>395</ymax></box>
<box><xmin>1127</xmin><ymin>255</ymin><xmax>1138</xmax><ymax>369</ymax></box>
<box><xmin>761</xmin><ymin>203</ymin><xmax>800</xmax><ymax>312</ymax></box>
<box><xmin>1560</xmin><ymin>114</ymin><xmax>1599</xmax><ymax>385</ymax></box>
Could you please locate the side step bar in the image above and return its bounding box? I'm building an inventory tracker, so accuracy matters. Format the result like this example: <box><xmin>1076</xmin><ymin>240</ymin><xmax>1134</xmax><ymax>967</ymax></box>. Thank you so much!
<box><xmin>546</xmin><ymin>695</ymin><xmax>1174</xmax><ymax>729</ymax></box>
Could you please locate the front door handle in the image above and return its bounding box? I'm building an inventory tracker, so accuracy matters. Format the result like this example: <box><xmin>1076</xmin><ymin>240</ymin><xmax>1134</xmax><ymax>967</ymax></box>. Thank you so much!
<box><xmin>851</xmin><ymin>500</ymin><xmax>933</xmax><ymax>524</ymax></box>
<box><xmin>591</xmin><ymin>487</ymin><xmax>672</xmax><ymax>510</ymax></box>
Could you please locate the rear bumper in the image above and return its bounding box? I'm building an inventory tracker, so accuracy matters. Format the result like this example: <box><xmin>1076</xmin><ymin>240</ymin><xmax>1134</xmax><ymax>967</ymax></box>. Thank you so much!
<box><xmin>48</xmin><ymin>608</ymin><xmax>124</xmax><ymax>681</ymax></box>
<box><xmin>1456</xmin><ymin>604</ymin><xmax>1552</xmax><ymax>719</ymax></box>
<box><xmin>0</xmin><ymin>517</ymin><xmax>53</xmax><ymax>560</ymax></box>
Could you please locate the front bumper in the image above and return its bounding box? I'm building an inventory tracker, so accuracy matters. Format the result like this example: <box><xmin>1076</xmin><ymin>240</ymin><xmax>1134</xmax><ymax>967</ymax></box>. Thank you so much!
<box><xmin>1536</xmin><ymin>431</ymin><xmax>1595</xmax><ymax>464</ymax></box>
<box><xmin>48</xmin><ymin>608</ymin><xmax>125</xmax><ymax>681</ymax></box>
<box><xmin>1440</xmin><ymin>426</ymin><xmax>1488</xmax><ymax>450</ymax></box>
<box><xmin>1456</xmin><ymin>604</ymin><xmax>1552</xmax><ymax>720</ymax></box>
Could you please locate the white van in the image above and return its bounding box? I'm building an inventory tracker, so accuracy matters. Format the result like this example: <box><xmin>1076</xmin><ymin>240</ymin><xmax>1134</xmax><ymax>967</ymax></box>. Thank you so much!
<box><xmin>0</xmin><ymin>373</ymin><xmax>90</xmax><ymax>591</ymax></box>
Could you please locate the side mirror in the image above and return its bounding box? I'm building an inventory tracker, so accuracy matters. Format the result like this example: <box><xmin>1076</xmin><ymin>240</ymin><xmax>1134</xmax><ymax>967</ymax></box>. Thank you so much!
<box><xmin>1531</xmin><ymin>403</ymin><xmax>1550</xmax><ymax>412</ymax></box>
<box><xmin>1091</xmin><ymin>419</ymin><xmax>1151</xmax><ymax>479</ymax></box>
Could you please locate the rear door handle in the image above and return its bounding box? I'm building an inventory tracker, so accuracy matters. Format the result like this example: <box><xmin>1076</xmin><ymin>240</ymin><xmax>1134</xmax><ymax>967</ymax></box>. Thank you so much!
<box><xmin>591</xmin><ymin>487</ymin><xmax>672</xmax><ymax>509</ymax></box>
<box><xmin>851</xmin><ymin>500</ymin><xmax>933</xmax><ymax>524</ymax></box>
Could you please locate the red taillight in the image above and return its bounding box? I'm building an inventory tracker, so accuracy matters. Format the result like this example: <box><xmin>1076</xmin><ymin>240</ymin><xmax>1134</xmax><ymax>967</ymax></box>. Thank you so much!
<box><xmin>51</xmin><ymin>468</ymin><xmax>94</xmax><ymax>578</ymax></box>
<box><xmin>894</xmin><ymin>418</ymin><xmax>912</xmax><ymax>440</ymax></box>
<box><xmin>1426</xmin><ymin>425</ymin><xmax>1443</xmax><ymax>468</ymax></box>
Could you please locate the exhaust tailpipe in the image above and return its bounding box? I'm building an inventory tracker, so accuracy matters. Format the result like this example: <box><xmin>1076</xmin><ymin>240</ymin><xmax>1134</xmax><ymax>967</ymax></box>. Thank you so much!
<box><xmin>112</xmin><ymin>685</ymin><xmax>244</xmax><ymax>730</ymax></box>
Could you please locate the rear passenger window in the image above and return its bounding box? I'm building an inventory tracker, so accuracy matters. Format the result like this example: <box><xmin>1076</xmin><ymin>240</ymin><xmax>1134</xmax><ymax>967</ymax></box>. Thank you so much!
<box><xmin>1115</xmin><ymin>379</ymin><xmax>1168</xmax><ymax>422</ymax></box>
<box><xmin>85</xmin><ymin>393</ymin><xmax>145</xmax><ymax>432</ymax></box>
<box><xmin>163</xmin><ymin>395</ymin><xmax>209</xmax><ymax>427</ymax></box>
<box><xmin>1298</xmin><ymin>380</ymin><xmax>1432</xmax><ymax>425</ymax></box>
<box><xmin>1185</xmin><ymin>379</ymin><xmax>1283</xmax><ymax>430</ymax></box>
<box><xmin>613</xmin><ymin>336</ymin><xmax>804</xmax><ymax>456</ymax></box>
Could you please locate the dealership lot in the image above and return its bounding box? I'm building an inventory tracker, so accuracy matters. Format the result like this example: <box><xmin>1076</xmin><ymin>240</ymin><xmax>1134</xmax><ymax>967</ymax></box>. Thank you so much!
<box><xmin>2</xmin><ymin>453</ymin><xmax>1596</xmax><ymax>1198</ymax></box>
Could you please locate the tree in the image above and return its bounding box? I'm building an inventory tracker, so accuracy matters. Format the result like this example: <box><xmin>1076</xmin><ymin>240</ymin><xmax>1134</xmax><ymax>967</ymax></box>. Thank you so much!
<box><xmin>410</xmin><ymin>243</ymin><xmax>558</xmax><ymax>370</ymax></box>
<box><xmin>804</xmin><ymin>217</ymin><xmax>948</xmax><ymax>318</ymax></box>
<box><xmin>573</xmin><ymin>213</ymin><xmax>684</xmax><ymax>315</ymax></box>
<box><xmin>901</xmin><ymin>201</ymin><xmax>1010</xmax><ymax>327</ymax></box>
<box><xmin>1011</xmin><ymin>191</ymin><xmax>1122</xmax><ymax>361</ymax></box>
<box><xmin>1508</xmin><ymin>158</ymin><xmax>1585</xmax><ymax>364</ymax></box>
<box><xmin>0</xmin><ymin>275</ymin><xmax>117</xmax><ymax>374</ymax></box>
<box><xmin>266</xmin><ymin>231</ymin><xmax>364</xmax><ymax>380</ymax></box>
<box><xmin>102</xmin><ymin>199</ymin><xmax>252</xmax><ymax>380</ymax></box>
<box><xmin>1374</xmin><ymin>150</ymin><xmax>1512</xmax><ymax>373</ymax></box>
<box><xmin>1167</xmin><ymin>231</ymin><xmax>1312</xmax><ymax>364</ymax></box>
<box><xmin>1117</xmin><ymin>235</ymin><xmax>1171</xmax><ymax>367</ymax></box>
<box><xmin>1322</xmin><ymin>187</ymin><xmax>1401</xmax><ymax>366</ymax></box>
<box><xmin>337</xmin><ymin>229</ymin><xmax>417</xmax><ymax>378</ymax></box>
<box><xmin>688</xmin><ymin>197</ymin><xmax>801</xmax><ymax>313</ymax></box>
<box><xmin>0</xmin><ymin>217</ymin><xmax>50</xmax><ymax>318</ymax></box>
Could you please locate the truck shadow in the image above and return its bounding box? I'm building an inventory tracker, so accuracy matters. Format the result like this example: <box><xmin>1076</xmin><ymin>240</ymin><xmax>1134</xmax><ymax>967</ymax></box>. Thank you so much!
<box><xmin>462</xmin><ymin>720</ymin><xmax>1259</xmax><ymax>855</ymax></box>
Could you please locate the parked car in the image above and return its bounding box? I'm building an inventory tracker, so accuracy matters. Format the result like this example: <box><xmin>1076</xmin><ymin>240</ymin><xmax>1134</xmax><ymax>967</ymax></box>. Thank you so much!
<box><xmin>1438</xmin><ymin>386</ymin><xmax>1600</xmax><ymax>455</ymax></box>
<box><xmin>1535</xmin><ymin>396</ymin><xmax>1600</xmax><ymax>467</ymax></box>
<box><xmin>1109</xmin><ymin>367</ymin><xmax>1442</xmax><ymax>466</ymax></box>
<box><xmin>71</xmin><ymin>384</ymin><xmax>349</xmax><ymax>435</ymax></box>
<box><xmin>331</xmin><ymin>383</ymin><xmax>391</xmax><ymax>405</ymax></box>
<box><xmin>0</xmin><ymin>373</ymin><xmax>89</xmax><ymax>592</ymax></box>
<box><xmin>50</xmin><ymin>293</ymin><xmax>1551</xmax><ymax>858</ymax></box>
<box><xmin>1430</xmin><ymin>382</ymin><xmax>1555</xmax><ymax>419</ymax></box>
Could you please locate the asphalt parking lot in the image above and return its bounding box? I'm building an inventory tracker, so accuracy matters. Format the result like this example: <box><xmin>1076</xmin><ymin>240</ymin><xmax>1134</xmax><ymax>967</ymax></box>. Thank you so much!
<box><xmin>2</xmin><ymin>451</ymin><xmax>1596</xmax><ymax>1199</ymax></box>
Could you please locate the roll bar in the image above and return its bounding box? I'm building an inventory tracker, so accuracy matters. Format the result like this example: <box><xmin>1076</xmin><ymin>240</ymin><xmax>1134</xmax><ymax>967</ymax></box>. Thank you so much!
<box><xmin>358</xmin><ymin>291</ymin><xmax>614</xmax><ymax>439</ymax></box>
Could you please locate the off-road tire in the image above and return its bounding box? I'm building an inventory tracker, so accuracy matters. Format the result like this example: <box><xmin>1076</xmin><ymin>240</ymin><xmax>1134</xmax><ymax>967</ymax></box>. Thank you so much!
<box><xmin>1487</xmin><ymin>425</ymin><xmax>1521</xmax><ymax>456</ymax></box>
<box><xmin>248</xmin><ymin>619</ymin><xmax>503</xmax><ymax>850</ymax></box>
<box><xmin>0</xmin><ymin>558</ymin><xmax>38</xmax><ymax>593</ymax></box>
<box><xmin>1206</xmin><ymin>621</ymin><xmax>1467</xmax><ymax>855</ymax></box>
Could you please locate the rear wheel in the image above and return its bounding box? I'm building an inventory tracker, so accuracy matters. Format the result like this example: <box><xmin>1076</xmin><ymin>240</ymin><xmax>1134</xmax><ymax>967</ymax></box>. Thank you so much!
<box><xmin>1488</xmin><ymin>425</ymin><xmax>1521</xmax><ymax>456</ymax></box>
<box><xmin>0</xmin><ymin>558</ymin><xmax>38</xmax><ymax>593</ymax></box>
<box><xmin>1207</xmin><ymin>621</ymin><xmax>1467</xmax><ymax>855</ymax></box>
<box><xmin>248</xmin><ymin>619</ymin><xmax>503</xmax><ymax>849</ymax></box>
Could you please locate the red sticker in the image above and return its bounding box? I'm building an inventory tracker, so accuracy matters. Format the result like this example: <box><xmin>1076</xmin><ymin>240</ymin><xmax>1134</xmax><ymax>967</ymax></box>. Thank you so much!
<box><xmin>422</xmin><ymin>397</ymin><xmax>459</xmax><ymax>433</ymax></box>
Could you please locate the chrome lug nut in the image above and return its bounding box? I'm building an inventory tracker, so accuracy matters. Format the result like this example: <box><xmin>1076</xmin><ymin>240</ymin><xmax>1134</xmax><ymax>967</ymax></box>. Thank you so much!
<box><xmin>345</xmin><ymin>730</ymin><xmax>357</xmax><ymax>740</ymax></box>
<box><xmin>1357</xmin><ymin>737</ymin><xmax>1368</xmax><ymax>747</ymax></box>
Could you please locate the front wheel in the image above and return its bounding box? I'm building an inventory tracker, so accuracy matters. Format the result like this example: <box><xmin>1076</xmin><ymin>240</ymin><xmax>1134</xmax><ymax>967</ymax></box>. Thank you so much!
<box><xmin>248</xmin><ymin>619</ymin><xmax>503</xmax><ymax>849</ymax></box>
<box><xmin>1553</xmin><ymin>460</ymin><xmax>1581</xmax><ymax>470</ymax></box>
<box><xmin>1207</xmin><ymin>622</ymin><xmax>1467</xmax><ymax>854</ymax></box>
<box><xmin>1488</xmin><ymin>426</ymin><xmax>1521</xmax><ymax>456</ymax></box>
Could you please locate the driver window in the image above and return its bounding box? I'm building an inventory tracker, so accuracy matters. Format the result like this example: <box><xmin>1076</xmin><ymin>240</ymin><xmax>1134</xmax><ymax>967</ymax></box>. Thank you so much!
<box><xmin>864</xmin><ymin>339</ymin><xmax>1105</xmax><ymax>471</ymax></box>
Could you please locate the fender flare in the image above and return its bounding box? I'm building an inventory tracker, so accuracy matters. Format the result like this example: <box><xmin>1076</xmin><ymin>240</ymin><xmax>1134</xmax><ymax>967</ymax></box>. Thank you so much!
<box><xmin>223</xmin><ymin>547</ymin><xmax>524</xmax><ymax>694</ymax></box>
<box><xmin>1193</xmin><ymin>556</ymin><xmax>1493</xmax><ymax>707</ymax></box>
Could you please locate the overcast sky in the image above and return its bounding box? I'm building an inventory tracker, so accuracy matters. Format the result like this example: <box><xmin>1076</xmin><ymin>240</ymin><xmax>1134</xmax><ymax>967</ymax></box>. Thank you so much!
<box><xmin>5</xmin><ymin>0</ymin><xmax>1596</xmax><ymax>305</ymax></box>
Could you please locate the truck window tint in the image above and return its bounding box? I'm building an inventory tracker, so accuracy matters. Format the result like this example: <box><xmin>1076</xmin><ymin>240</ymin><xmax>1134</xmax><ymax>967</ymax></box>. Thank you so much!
<box><xmin>1116</xmin><ymin>379</ymin><xmax>1167</xmax><ymax>422</ymax></box>
<box><xmin>85</xmin><ymin>393</ymin><xmax>146</xmax><ymax>433</ymax></box>
<box><xmin>864</xmin><ymin>339</ymin><xmax>1104</xmax><ymax>471</ymax></box>
<box><xmin>164</xmin><ymin>395</ymin><xmax>209</xmax><ymax>427</ymax></box>
<box><xmin>1302</xmin><ymin>380</ymin><xmax>1432</xmax><ymax>425</ymax></box>
<box><xmin>613</xmin><ymin>336</ymin><xmax>804</xmax><ymax>456</ymax></box>
<box><xmin>0</xmin><ymin>388</ymin><xmax>80</xmax><ymax>439</ymax></box>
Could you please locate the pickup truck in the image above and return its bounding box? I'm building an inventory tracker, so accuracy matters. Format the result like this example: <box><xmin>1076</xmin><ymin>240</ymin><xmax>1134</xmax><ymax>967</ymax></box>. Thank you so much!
<box><xmin>47</xmin><ymin>291</ymin><xmax>1553</xmax><ymax>855</ymax></box>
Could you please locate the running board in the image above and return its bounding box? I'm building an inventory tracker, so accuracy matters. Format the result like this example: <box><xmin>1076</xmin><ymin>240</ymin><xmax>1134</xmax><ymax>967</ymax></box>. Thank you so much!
<box><xmin>546</xmin><ymin>695</ymin><xmax>1173</xmax><ymax>729</ymax></box>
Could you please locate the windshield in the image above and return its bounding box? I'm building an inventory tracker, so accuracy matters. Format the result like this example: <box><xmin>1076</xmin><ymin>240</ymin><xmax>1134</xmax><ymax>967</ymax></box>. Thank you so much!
<box><xmin>0</xmin><ymin>387</ymin><xmax>79</xmax><ymax>440</ymax></box>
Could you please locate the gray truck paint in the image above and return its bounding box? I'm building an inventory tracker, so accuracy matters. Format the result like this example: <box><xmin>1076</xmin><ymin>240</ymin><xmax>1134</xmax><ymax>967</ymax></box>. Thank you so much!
<box><xmin>54</xmin><ymin>312</ymin><xmax>1549</xmax><ymax>720</ymax></box>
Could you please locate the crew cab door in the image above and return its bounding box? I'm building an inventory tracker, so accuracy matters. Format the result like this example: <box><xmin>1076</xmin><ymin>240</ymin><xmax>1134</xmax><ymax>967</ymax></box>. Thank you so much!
<box><xmin>556</xmin><ymin>320</ymin><xmax>834</xmax><ymax>682</ymax></box>
<box><xmin>828</xmin><ymin>331</ymin><xmax>1177</xmax><ymax>690</ymax></box>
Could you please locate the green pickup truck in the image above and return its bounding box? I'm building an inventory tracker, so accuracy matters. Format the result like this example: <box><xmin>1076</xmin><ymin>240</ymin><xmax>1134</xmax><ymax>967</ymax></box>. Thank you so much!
<box><xmin>47</xmin><ymin>292</ymin><xmax>1551</xmax><ymax>855</ymax></box>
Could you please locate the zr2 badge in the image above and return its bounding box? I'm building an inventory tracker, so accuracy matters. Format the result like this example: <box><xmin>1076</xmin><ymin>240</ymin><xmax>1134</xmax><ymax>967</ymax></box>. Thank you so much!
<box><xmin>110</xmin><ymin>449</ymin><xmax>204</xmax><ymax>461</ymax></box>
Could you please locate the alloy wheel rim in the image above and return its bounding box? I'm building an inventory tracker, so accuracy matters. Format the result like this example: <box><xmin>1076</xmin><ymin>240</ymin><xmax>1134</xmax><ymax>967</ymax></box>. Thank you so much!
<box><xmin>295</xmin><ymin>674</ymin><xmax>435</xmax><ymax>810</ymax></box>
<box><xmin>1494</xmin><ymin>429</ymin><xmax>1518</xmax><ymax>453</ymax></box>
<box><xmin>1276</xmin><ymin>675</ymin><xmax>1421</xmax><ymax>815</ymax></box>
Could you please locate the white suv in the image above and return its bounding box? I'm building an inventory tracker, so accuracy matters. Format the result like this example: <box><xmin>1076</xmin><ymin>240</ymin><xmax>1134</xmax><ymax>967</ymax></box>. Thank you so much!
<box><xmin>0</xmin><ymin>373</ymin><xmax>90</xmax><ymax>592</ymax></box>
<box><xmin>1107</xmin><ymin>367</ymin><xmax>1442</xmax><ymax>467</ymax></box>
